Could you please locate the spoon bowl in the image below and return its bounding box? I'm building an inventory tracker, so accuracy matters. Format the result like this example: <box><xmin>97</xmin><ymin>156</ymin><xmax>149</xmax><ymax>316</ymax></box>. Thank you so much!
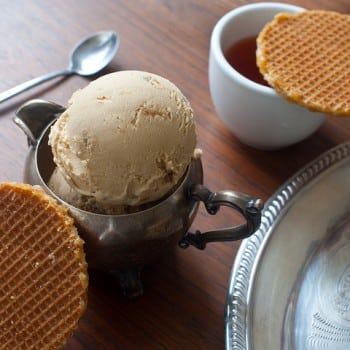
<box><xmin>0</xmin><ymin>31</ymin><xmax>119</xmax><ymax>103</ymax></box>
<box><xmin>69</xmin><ymin>31</ymin><xmax>119</xmax><ymax>76</ymax></box>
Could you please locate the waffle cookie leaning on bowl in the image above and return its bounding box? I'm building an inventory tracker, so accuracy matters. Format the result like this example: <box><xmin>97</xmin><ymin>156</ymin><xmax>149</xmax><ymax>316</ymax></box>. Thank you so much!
<box><xmin>0</xmin><ymin>183</ymin><xmax>88</xmax><ymax>350</ymax></box>
<box><xmin>257</xmin><ymin>9</ymin><xmax>350</xmax><ymax>116</ymax></box>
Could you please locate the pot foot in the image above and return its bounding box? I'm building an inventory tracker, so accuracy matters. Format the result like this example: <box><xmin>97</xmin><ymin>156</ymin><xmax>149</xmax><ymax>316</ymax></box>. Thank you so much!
<box><xmin>113</xmin><ymin>267</ymin><xmax>144</xmax><ymax>298</ymax></box>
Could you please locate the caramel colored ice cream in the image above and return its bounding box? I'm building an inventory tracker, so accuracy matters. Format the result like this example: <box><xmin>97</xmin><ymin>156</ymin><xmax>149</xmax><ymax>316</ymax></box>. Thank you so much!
<box><xmin>48</xmin><ymin>71</ymin><xmax>197</xmax><ymax>214</ymax></box>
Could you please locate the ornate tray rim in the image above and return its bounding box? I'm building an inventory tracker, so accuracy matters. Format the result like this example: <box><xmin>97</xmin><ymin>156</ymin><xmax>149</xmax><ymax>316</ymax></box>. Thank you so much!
<box><xmin>225</xmin><ymin>141</ymin><xmax>350</xmax><ymax>350</ymax></box>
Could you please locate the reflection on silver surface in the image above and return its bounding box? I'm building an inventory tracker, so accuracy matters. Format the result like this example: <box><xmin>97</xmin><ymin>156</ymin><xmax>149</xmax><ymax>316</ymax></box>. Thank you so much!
<box><xmin>226</xmin><ymin>142</ymin><xmax>350</xmax><ymax>350</ymax></box>
<box><xmin>286</xmin><ymin>217</ymin><xmax>350</xmax><ymax>349</ymax></box>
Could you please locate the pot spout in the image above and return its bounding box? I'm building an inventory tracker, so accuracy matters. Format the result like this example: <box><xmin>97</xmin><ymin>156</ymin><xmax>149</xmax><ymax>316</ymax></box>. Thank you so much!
<box><xmin>13</xmin><ymin>99</ymin><xmax>65</xmax><ymax>146</ymax></box>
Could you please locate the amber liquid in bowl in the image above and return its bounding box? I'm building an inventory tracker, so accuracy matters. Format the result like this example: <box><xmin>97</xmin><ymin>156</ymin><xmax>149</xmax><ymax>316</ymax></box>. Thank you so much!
<box><xmin>225</xmin><ymin>36</ymin><xmax>269</xmax><ymax>87</ymax></box>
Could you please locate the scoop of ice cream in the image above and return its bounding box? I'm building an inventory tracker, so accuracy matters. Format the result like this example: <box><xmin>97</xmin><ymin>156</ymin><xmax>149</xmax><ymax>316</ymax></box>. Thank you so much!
<box><xmin>48</xmin><ymin>168</ymin><xmax>128</xmax><ymax>214</ymax></box>
<box><xmin>48</xmin><ymin>70</ymin><xmax>196</xmax><ymax>208</ymax></box>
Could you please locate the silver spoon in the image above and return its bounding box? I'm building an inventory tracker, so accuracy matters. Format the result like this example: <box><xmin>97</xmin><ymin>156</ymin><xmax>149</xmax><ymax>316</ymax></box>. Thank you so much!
<box><xmin>0</xmin><ymin>31</ymin><xmax>119</xmax><ymax>103</ymax></box>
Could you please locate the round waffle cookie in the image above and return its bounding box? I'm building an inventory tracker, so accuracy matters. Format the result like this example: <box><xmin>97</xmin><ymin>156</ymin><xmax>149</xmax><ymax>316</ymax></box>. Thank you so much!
<box><xmin>257</xmin><ymin>10</ymin><xmax>350</xmax><ymax>116</ymax></box>
<box><xmin>0</xmin><ymin>183</ymin><xmax>88</xmax><ymax>350</ymax></box>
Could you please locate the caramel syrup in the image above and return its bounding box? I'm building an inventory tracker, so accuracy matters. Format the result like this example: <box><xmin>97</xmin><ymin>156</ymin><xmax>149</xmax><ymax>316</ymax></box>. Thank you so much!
<box><xmin>225</xmin><ymin>36</ymin><xmax>269</xmax><ymax>87</ymax></box>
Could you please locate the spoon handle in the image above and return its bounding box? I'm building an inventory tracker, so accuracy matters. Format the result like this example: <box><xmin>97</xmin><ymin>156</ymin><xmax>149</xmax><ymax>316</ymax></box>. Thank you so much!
<box><xmin>0</xmin><ymin>69</ymin><xmax>72</xmax><ymax>103</ymax></box>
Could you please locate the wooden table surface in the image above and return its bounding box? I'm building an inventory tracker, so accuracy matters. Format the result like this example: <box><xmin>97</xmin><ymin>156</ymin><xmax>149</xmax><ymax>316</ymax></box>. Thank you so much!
<box><xmin>1</xmin><ymin>1</ymin><xmax>350</xmax><ymax>349</ymax></box>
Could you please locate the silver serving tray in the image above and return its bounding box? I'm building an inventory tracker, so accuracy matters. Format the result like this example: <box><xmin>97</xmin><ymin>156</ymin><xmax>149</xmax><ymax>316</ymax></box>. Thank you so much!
<box><xmin>226</xmin><ymin>142</ymin><xmax>350</xmax><ymax>350</ymax></box>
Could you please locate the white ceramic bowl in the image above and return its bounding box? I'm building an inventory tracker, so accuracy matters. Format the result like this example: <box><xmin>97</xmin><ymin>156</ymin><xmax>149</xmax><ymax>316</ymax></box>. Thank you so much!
<box><xmin>209</xmin><ymin>2</ymin><xmax>326</xmax><ymax>150</ymax></box>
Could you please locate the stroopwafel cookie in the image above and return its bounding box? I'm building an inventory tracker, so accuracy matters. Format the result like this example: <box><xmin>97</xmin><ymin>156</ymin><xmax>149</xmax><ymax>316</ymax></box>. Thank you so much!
<box><xmin>257</xmin><ymin>10</ymin><xmax>350</xmax><ymax>116</ymax></box>
<box><xmin>0</xmin><ymin>183</ymin><xmax>88</xmax><ymax>350</ymax></box>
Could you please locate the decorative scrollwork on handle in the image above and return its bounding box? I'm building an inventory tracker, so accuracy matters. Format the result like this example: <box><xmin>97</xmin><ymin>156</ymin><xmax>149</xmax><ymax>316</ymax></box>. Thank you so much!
<box><xmin>179</xmin><ymin>184</ymin><xmax>263</xmax><ymax>250</ymax></box>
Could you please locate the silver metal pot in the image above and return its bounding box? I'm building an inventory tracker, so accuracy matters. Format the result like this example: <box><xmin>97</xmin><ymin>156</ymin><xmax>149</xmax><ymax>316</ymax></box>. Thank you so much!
<box><xmin>14</xmin><ymin>99</ymin><xmax>263</xmax><ymax>297</ymax></box>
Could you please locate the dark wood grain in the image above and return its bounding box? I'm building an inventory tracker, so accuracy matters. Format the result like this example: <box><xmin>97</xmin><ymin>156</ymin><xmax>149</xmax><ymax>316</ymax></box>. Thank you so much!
<box><xmin>1</xmin><ymin>1</ymin><xmax>350</xmax><ymax>349</ymax></box>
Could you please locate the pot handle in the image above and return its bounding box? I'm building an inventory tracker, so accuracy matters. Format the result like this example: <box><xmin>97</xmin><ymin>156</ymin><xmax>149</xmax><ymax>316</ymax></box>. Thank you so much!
<box><xmin>179</xmin><ymin>184</ymin><xmax>263</xmax><ymax>250</ymax></box>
